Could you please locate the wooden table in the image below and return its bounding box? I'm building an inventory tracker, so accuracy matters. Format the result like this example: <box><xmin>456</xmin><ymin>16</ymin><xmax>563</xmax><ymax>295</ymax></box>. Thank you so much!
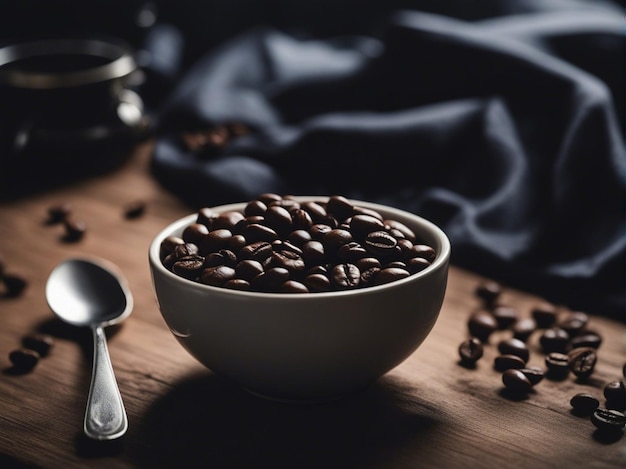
<box><xmin>0</xmin><ymin>143</ymin><xmax>623</xmax><ymax>468</ymax></box>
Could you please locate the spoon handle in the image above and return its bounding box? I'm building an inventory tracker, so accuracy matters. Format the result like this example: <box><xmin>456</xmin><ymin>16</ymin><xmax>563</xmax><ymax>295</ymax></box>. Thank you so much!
<box><xmin>84</xmin><ymin>326</ymin><xmax>128</xmax><ymax>440</ymax></box>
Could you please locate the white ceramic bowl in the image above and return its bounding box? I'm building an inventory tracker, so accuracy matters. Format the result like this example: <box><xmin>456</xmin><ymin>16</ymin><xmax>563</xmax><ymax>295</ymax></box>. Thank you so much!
<box><xmin>149</xmin><ymin>197</ymin><xmax>450</xmax><ymax>402</ymax></box>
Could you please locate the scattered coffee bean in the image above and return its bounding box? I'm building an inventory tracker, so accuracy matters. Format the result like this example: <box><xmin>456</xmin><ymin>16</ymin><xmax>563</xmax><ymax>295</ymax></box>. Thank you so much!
<box><xmin>567</xmin><ymin>347</ymin><xmax>597</xmax><ymax>379</ymax></box>
<box><xmin>21</xmin><ymin>333</ymin><xmax>54</xmax><ymax>357</ymax></box>
<box><xmin>47</xmin><ymin>202</ymin><xmax>72</xmax><ymax>224</ymax></box>
<box><xmin>558</xmin><ymin>311</ymin><xmax>589</xmax><ymax>337</ymax></box>
<box><xmin>491</xmin><ymin>305</ymin><xmax>519</xmax><ymax>330</ymax></box>
<box><xmin>468</xmin><ymin>311</ymin><xmax>498</xmax><ymax>343</ymax></box>
<box><xmin>2</xmin><ymin>273</ymin><xmax>28</xmax><ymax>297</ymax></box>
<box><xmin>590</xmin><ymin>408</ymin><xmax>626</xmax><ymax>433</ymax></box>
<box><xmin>9</xmin><ymin>348</ymin><xmax>39</xmax><ymax>371</ymax></box>
<box><xmin>545</xmin><ymin>352</ymin><xmax>570</xmax><ymax>379</ymax></box>
<box><xmin>474</xmin><ymin>280</ymin><xmax>501</xmax><ymax>306</ymax></box>
<box><xmin>458</xmin><ymin>337</ymin><xmax>484</xmax><ymax>365</ymax></box>
<box><xmin>603</xmin><ymin>380</ymin><xmax>626</xmax><ymax>411</ymax></box>
<box><xmin>539</xmin><ymin>327</ymin><xmax>570</xmax><ymax>354</ymax></box>
<box><xmin>512</xmin><ymin>317</ymin><xmax>537</xmax><ymax>342</ymax></box>
<box><xmin>494</xmin><ymin>354</ymin><xmax>526</xmax><ymax>372</ymax></box>
<box><xmin>63</xmin><ymin>218</ymin><xmax>87</xmax><ymax>242</ymax></box>
<box><xmin>570</xmin><ymin>393</ymin><xmax>600</xmax><ymax>416</ymax></box>
<box><xmin>519</xmin><ymin>367</ymin><xmax>544</xmax><ymax>386</ymax></box>
<box><xmin>124</xmin><ymin>200</ymin><xmax>147</xmax><ymax>219</ymax></box>
<box><xmin>502</xmin><ymin>369</ymin><xmax>533</xmax><ymax>393</ymax></box>
<box><xmin>531</xmin><ymin>303</ymin><xmax>557</xmax><ymax>328</ymax></box>
<box><xmin>497</xmin><ymin>338</ymin><xmax>529</xmax><ymax>363</ymax></box>
<box><xmin>569</xmin><ymin>331</ymin><xmax>602</xmax><ymax>350</ymax></box>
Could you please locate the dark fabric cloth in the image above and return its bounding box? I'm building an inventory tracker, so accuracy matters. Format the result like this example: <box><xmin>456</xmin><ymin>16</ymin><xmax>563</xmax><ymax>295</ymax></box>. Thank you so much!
<box><xmin>151</xmin><ymin>1</ymin><xmax>625</xmax><ymax>318</ymax></box>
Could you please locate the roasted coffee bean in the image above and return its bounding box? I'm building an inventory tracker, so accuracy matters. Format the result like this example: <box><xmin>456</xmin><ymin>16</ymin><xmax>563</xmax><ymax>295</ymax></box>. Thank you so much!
<box><xmin>239</xmin><ymin>241</ymin><xmax>272</xmax><ymax>262</ymax></box>
<box><xmin>21</xmin><ymin>333</ymin><xmax>54</xmax><ymax>357</ymax></box>
<box><xmin>494</xmin><ymin>354</ymin><xmax>526</xmax><ymax>372</ymax></box>
<box><xmin>124</xmin><ymin>200</ymin><xmax>146</xmax><ymax>219</ymax></box>
<box><xmin>531</xmin><ymin>303</ymin><xmax>558</xmax><ymax>328</ymax></box>
<box><xmin>223</xmin><ymin>279</ymin><xmax>251</xmax><ymax>291</ymax></box>
<box><xmin>244</xmin><ymin>200</ymin><xmax>267</xmax><ymax>217</ymax></box>
<box><xmin>570</xmin><ymin>393</ymin><xmax>600</xmax><ymax>415</ymax></box>
<box><xmin>468</xmin><ymin>311</ymin><xmax>498</xmax><ymax>343</ymax></box>
<box><xmin>2</xmin><ymin>274</ymin><xmax>28</xmax><ymax>297</ymax></box>
<box><xmin>252</xmin><ymin>267</ymin><xmax>290</xmax><ymax>291</ymax></box>
<box><xmin>458</xmin><ymin>337</ymin><xmax>484</xmax><ymax>364</ymax></box>
<box><xmin>288</xmin><ymin>229</ymin><xmax>312</xmax><ymax>246</ymax></box>
<box><xmin>545</xmin><ymin>352</ymin><xmax>570</xmax><ymax>379</ymax></box>
<box><xmin>205</xmin><ymin>249</ymin><xmax>237</xmax><ymax>268</ymax></box>
<box><xmin>474</xmin><ymin>280</ymin><xmax>501</xmax><ymax>306</ymax></box>
<box><xmin>264</xmin><ymin>205</ymin><xmax>292</xmax><ymax>234</ymax></box>
<box><xmin>375</xmin><ymin>267</ymin><xmax>410</xmax><ymax>285</ymax></box>
<box><xmin>243</xmin><ymin>223</ymin><xmax>278</xmax><ymax>243</ymax></box>
<box><xmin>519</xmin><ymin>367</ymin><xmax>544</xmax><ymax>386</ymax></box>
<box><xmin>337</xmin><ymin>242</ymin><xmax>368</xmax><ymax>262</ymax></box>
<box><xmin>324</xmin><ymin>229</ymin><xmax>354</xmax><ymax>252</ymax></box>
<box><xmin>497</xmin><ymin>338</ymin><xmax>529</xmax><ymax>363</ymax></box>
<box><xmin>269</xmin><ymin>250</ymin><xmax>306</xmax><ymax>273</ymax></box>
<box><xmin>409</xmin><ymin>244</ymin><xmax>436</xmax><ymax>262</ymax></box>
<box><xmin>603</xmin><ymin>380</ymin><xmax>626</xmax><ymax>411</ymax></box>
<box><xmin>512</xmin><ymin>317</ymin><xmax>537</xmax><ymax>342</ymax></box>
<box><xmin>568</xmin><ymin>347</ymin><xmax>597</xmax><ymax>379</ymax></box>
<box><xmin>326</xmin><ymin>195</ymin><xmax>353</xmax><ymax>220</ymax></box>
<box><xmin>569</xmin><ymin>331</ymin><xmax>602</xmax><ymax>350</ymax></box>
<box><xmin>384</xmin><ymin>220</ymin><xmax>416</xmax><ymax>242</ymax></box>
<box><xmin>173</xmin><ymin>256</ymin><xmax>205</xmax><ymax>279</ymax></box>
<box><xmin>160</xmin><ymin>235</ymin><xmax>185</xmax><ymax>260</ymax></box>
<box><xmin>212</xmin><ymin>211</ymin><xmax>245</xmax><ymax>230</ymax></box>
<box><xmin>200</xmin><ymin>265</ymin><xmax>236</xmax><ymax>286</ymax></box>
<box><xmin>182</xmin><ymin>223</ymin><xmax>209</xmax><ymax>245</ymax></box>
<box><xmin>310</xmin><ymin>223</ymin><xmax>333</xmax><ymax>241</ymax></box>
<box><xmin>331</xmin><ymin>263</ymin><xmax>360</xmax><ymax>289</ymax></box>
<box><xmin>360</xmin><ymin>267</ymin><xmax>380</xmax><ymax>286</ymax></box>
<box><xmin>278</xmin><ymin>280</ymin><xmax>309</xmax><ymax>293</ymax></box>
<box><xmin>9</xmin><ymin>348</ymin><xmax>39</xmax><ymax>371</ymax></box>
<box><xmin>47</xmin><ymin>202</ymin><xmax>72</xmax><ymax>224</ymax></box>
<box><xmin>63</xmin><ymin>218</ymin><xmax>87</xmax><ymax>241</ymax></box>
<box><xmin>350</xmin><ymin>214</ymin><xmax>385</xmax><ymax>240</ymax></box>
<box><xmin>301</xmin><ymin>240</ymin><xmax>326</xmax><ymax>265</ymax></box>
<box><xmin>227</xmin><ymin>234</ymin><xmax>247</xmax><ymax>253</ymax></box>
<box><xmin>300</xmin><ymin>201</ymin><xmax>328</xmax><ymax>223</ymax></box>
<box><xmin>406</xmin><ymin>257</ymin><xmax>431</xmax><ymax>274</ymax></box>
<box><xmin>303</xmin><ymin>273</ymin><xmax>331</xmax><ymax>292</ymax></box>
<box><xmin>197</xmin><ymin>207</ymin><xmax>217</xmax><ymax>227</ymax></box>
<box><xmin>539</xmin><ymin>327</ymin><xmax>570</xmax><ymax>354</ymax></box>
<box><xmin>558</xmin><ymin>311</ymin><xmax>589</xmax><ymax>337</ymax></box>
<box><xmin>590</xmin><ymin>408</ymin><xmax>626</xmax><ymax>433</ymax></box>
<box><xmin>365</xmin><ymin>231</ymin><xmax>397</xmax><ymax>257</ymax></box>
<box><xmin>258</xmin><ymin>193</ymin><xmax>282</xmax><ymax>206</ymax></box>
<box><xmin>174</xmin><ymin>243</ymin><xmax>200</xmax><ymax>259</ymax></box>
<box><xmin>235</xmin><ymin>260</ymin><xmax>264</xmax><ymax>281</ymax></box>
<box><xmin>502</xmin><ymin>369</ymin><xmax>533</xmax><ymax>393</ymax></box>
<box><xmin>291</xmin><ymin>209</ymin><xmax>313</xmax><ymax>230</ymax></box>
<box><xmin>491</xmin><ymin>305</ymin><xmax>519</xmax><ymax>330</ymax></box>
<box><xmin>356</xmin><ymin>257</ymin><xmax>381</xmax><ymax>271</ymax></box>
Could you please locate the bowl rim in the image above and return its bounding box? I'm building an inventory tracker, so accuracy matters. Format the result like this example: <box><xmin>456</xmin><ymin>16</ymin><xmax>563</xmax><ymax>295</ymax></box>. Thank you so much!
<box><xmin>149</xmin><ymin>197</ymin><xmax>450</xmax><ymax>299</ymax></box>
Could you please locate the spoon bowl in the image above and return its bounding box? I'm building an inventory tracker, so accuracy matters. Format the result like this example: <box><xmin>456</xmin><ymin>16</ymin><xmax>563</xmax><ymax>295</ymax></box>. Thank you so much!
<box><xmin>46</xmin><ymin>257</ymin><xmax>133</xmax><ymax>440</ymax></box>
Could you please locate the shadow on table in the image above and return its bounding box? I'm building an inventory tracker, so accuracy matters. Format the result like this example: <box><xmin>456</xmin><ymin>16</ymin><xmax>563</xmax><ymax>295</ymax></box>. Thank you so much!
<box><xmin>126</xmin><ymin>371</ymin><xmax>443</xmax><ymax>468</ymax></box>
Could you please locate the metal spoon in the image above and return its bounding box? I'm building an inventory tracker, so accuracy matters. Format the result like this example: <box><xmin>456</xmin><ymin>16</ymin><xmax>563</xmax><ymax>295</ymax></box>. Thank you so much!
<box><xmin>45</xmin><ymin>257</ymin><xmax>133</xmax><ymax>440</ymax></box>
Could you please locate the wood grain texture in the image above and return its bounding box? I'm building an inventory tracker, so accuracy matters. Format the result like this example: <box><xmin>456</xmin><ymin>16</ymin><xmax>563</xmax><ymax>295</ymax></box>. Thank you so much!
<box><xmin>0</xmin><ymin>143</ymin><xmax>624</xmax><ymax>468</ymax></box>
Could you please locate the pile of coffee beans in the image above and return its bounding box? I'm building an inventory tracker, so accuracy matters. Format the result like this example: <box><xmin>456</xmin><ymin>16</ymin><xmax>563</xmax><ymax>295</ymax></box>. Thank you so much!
<box><xmin>8</xmin><ymin>333</ymin><xmax>54</xmax><ymax>373</ymax></box>
<box><xmin>459</xmin><ymin>280</ymin><xmax>626</xmax><ymax>438</ymax></box>
<box><xmin>181</xmin><ymin>122</ymin><xmax>251</xmax><ymax>159</ymax></box>
<box><xmin>160</xmin><ymin>194</ymin><xmax>437</xmax><ymax>293</ymax></box>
